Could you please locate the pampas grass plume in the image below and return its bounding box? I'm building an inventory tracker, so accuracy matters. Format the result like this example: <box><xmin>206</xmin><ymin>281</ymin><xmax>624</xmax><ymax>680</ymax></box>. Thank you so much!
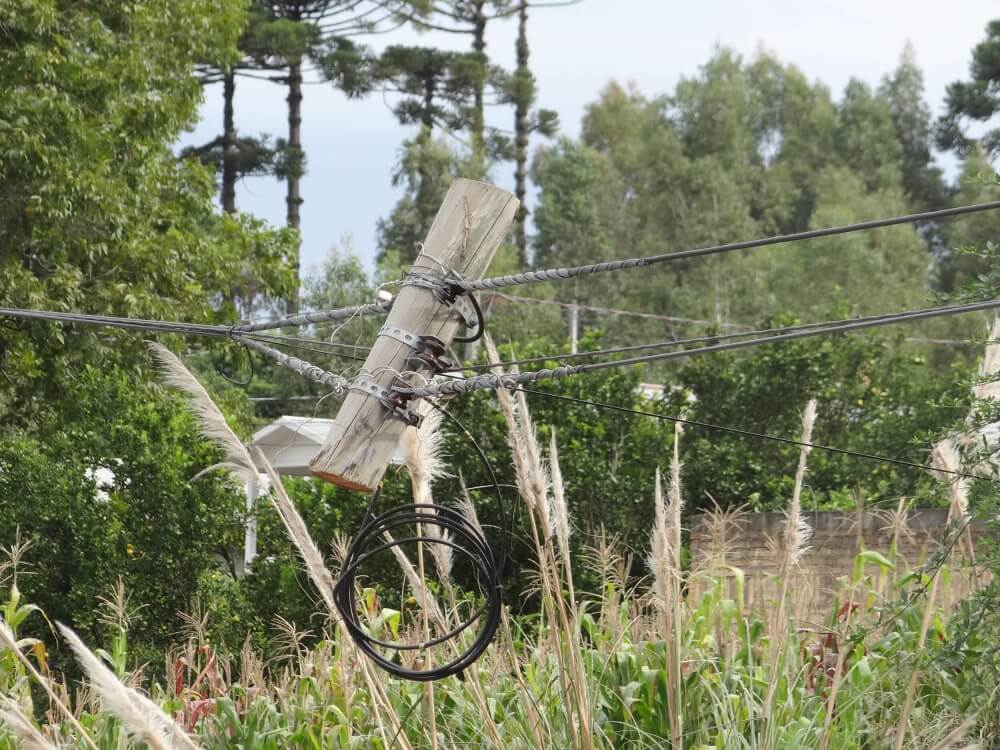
<box><xmin>0</xmin><ymin>697</ymin><xmax>57</xmax><ymax>750</ymax></box>
<box><xmin>57</xmin><ymin>623</ymin><xmax>199</xmax><ymax>750</ymax></box>
<box><xmin>147</xmin><ymin>342</ymin><xmax>256</xmax><ymax>486</ymax></box>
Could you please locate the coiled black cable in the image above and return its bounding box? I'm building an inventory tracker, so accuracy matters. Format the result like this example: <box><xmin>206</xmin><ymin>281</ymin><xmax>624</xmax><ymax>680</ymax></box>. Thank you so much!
<box><xmin>332</xmin><ymin>400</ymin><xmax>508</xmax><ymax>682</ymax></box>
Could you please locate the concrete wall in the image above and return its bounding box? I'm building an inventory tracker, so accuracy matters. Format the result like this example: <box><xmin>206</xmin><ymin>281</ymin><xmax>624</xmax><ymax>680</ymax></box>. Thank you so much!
<box><xmin>688</xmin><ymin>509</ymin><xmax>988</xmax><ymax>622</ymax></box>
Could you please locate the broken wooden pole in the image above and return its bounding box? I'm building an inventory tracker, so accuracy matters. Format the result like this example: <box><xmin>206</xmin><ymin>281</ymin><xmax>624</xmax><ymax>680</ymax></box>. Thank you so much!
<box><xmin>310</xmin><ymin>178</ymin><xmax>518</xmax><ymax>492</ymax></box>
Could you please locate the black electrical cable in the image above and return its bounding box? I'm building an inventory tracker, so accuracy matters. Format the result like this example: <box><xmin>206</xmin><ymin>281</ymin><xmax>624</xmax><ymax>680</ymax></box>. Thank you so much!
<box><xmin>216</xmin><ymin>342</ymin><xmax>255</xmax><ymax>387</ymax></box>
<box><xmin>513</xmin><ymin>386</ymin><xmax>1000</xmax><ymax>486</ymax></box>
<box><xmin>455</xmin><ymin>199</ymin><xmax>1000</xmax><ymax>294</ymax></box>
<box><xmin>445</xmin><ymin>306</ymin><xmax>964</xmax><ymax>374</ymax></box>
<box><xmin>332</xmin><ymin>400</ymin><xmax>507</xmax><ymax>682</ymax></box>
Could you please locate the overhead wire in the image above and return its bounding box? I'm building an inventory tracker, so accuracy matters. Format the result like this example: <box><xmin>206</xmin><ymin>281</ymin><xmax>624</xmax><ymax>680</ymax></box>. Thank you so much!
<box><xmin>511</xmin><ymin>387</ymin><xmax>999</xmax><ymax>486</ymax></box>
<box><xmin>453</xmin><ymin>200</ymin><xmax>1000</xmax><ymax>294</ymax></box>
<box><xmin>401</xmin><ymin>298</ymin><xmax>1000</xmax><ymax>398</ymax></box>
<box><xmin>446</xmin><ymin>305</ymin><xmax>979</xmax><ymax>373</ymax></box>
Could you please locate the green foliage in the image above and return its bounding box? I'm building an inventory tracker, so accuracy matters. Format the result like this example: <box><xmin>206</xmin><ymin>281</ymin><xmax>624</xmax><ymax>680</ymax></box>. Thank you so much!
<box><xmin>0</xmin><ymin>0</ymin><xmax>296</xmax><ymax>423</ymax></box>
<box><xmin>937</xmin><ymin>19</ymin><xmax>1000</xmax><ymax>158</ymax></box>
<box><xmin>530</xmin><ymin>47</ymin><xmax>948</xmax><ymax>343</ymax></box>
<box><xmin>0</xmin><ymin>366</ymin><xmax>251</xmax><ymax>670</ymax></box>
<box><xmin>663</xmin><ymin>327</ymin><xmax>968</xmax><ymax>512</ymax></box>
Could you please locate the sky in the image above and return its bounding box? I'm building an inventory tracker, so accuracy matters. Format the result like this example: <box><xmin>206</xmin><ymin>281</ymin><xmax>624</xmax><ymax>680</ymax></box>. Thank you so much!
<box><xmin>177</xmin><ymin>0</ymin><xmax>1000</xmax><ymax>276</ymax></box>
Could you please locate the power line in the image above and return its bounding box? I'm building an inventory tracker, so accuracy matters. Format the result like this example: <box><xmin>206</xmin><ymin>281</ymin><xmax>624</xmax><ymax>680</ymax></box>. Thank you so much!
<box><xmin>513</xmin><ymin>387</ymin><xmax>999</xmax><ymax>486</ymax></box>
<box><xmin>233</xmin><ymin>299</ymin><xmax>391</xmax><ymax>333</ymax></box>
<box><xmin>487</xmin><ymin>292</ymin><xmax>751</xmax><ymax>329</ymax></box>
<box><xmin>454</xmin><ymin>200</ymin><xmax>1000</xmax><ymax>294</ymax></box>
<box><xmin>401</xmin><ymin>298</ymin><xmax>1000</xmax><ymax>398</ymax></box>
<box><xmin>448</xmin><ymin>306</ymin><xmax>970</xmax><ymax>373</ymax></box>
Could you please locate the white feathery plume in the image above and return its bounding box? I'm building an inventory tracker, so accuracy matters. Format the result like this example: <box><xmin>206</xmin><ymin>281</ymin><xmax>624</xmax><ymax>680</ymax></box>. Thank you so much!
<box><xmin>402</xmin><ymin>404</ymin><xmax>452</xmax><ymax>579</ymax></box>
<box><xmin>483</xmin><ymin>336</ymin><xmax>551</xmax><ymax>533</ymax></box>
<box><xmin>253</xmin><ymin>448</ymin><xmax>337</xmax><ymax>616</ymax></box>
<box><xmin>973</xmin><ymin>316</ymin><xmax>1000</xmax><ymax>402</ymax></box>
<box><xmin>783</xmin><ymin>400</ymin><xmax>817</xmax><ymax>567</ymax></box>
<box><xmin>57</xmin><ymin>623</ymin><xmax>199</xmax><ymax>750</ymax></box>
<box><xmin>456</xmin><ymin>476</ymin><xmax>485</xmax><ymax>540</ymax></box>
<box><xmin>514</xmin><ymin>388</ymin><xmax>552</xmax><ymax>535</ymax></box>
<box><xmin>548</xmin><ymin>428</ymin><xmax>571</xmax><ymax>564</ymax></box>
<box><xmin>0</xmin><ymin>697</ymin><xmax>57</xmax><ymax>750</ymax></box>
<box><xmin>0</xmin><ymin>621</ymin><xmax>98</xmax><ymax>750</ymax></box>
<box><xmin>668</xmin><ymin>422</ymin><xmax>684</xmax><ymax>573</ymax></box>
<box><xmin>931</xmin><ymin>439</ymin><xmax>971</xmax><ymax>524</ymax></box>
<box><xmin>647</xmin><ymin>467</ymin><xmax>670</xmax><ymax>614</ymax></box>
<box><xmin>147</xmin><ymin>342</ymin><xmax>257</xmax><ymax>486</ymax></box>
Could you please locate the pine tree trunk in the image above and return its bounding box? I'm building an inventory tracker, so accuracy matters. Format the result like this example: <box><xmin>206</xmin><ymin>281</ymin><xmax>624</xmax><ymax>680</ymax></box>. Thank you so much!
<box><xmin>286</xmin><ymin>57</ymin><xmax>303</xmax><ymax>313</ymax></box>
<box><xmin>221</xmin><ymin>70</ymin><xmax>237</xmax><ymax>214</ymax></box>
<box><xmin>513</xmin><ymin>1</ymin><xmax>530</xmax><ymax>264</ymax></box>
<box><xmin>470</xmin><ymin>2</ymin><xmax>487</xmax><ymax>176</ymax></box>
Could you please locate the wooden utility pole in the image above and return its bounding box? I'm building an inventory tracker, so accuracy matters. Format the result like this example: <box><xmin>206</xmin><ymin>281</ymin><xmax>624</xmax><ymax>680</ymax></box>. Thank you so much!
<box><xmin>310</xmin><ymin>179</ymin><xmax>518</xmax><ymax>492</ymax></box>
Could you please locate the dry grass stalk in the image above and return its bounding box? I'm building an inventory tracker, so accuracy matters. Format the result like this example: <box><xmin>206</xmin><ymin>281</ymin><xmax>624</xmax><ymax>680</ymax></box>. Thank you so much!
<box><xmin>483</xmin><ymin>336</ymin><xmax>589</xmax><ymax>749</ymax></box>
<box><xmin>895</xmin><ymin>438</ymin><xmax>973</xmax><ymax>750</ymax></box>
<box><xmin>0</xmin><ymin>696</ymin><xmax>59</xmax><ymax>750</ymax></box>
<box><xmin>403</xmin><ymin>404</ymin><xmax>453</xmax><ymax>581</ymax></box>
<box><xmin>0</xmin><ymin>621</ymin><xmax>98</xmax><ymax>750</ymax></box>
<box><xmin>253</xmin><ymin>448</ymin><xmax>338</xmax><ymax>616</ymax></box>
<box><xmin>548</xmin><ymin>429</ymin><xmax>573</xmax><ymax>592</ymax></box>
<box><xmin>646</xmin><ymin>421</ymin><xmax>685</xmax><ymax>750</ymax></box>
<box><xmin>147</xmin><ymin>342</ymin><xmax>256</xmax><ymax>486</ymax></box>
<box><xmin>763</xmin><ymin>399</ymin><xmax>817</xmax><ymax>729</ymax></box>
<box><xmin>57</xmin><ymin>623</ymin><xmax>198</xmax><ymax>750</ymax></box>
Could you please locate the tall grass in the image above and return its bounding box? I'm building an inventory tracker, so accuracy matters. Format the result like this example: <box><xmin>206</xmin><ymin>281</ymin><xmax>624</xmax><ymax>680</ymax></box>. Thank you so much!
<box><xmin>0</xmin><ymin>357</ymin><xmax>986</xmax><ymax>749</ymax></box>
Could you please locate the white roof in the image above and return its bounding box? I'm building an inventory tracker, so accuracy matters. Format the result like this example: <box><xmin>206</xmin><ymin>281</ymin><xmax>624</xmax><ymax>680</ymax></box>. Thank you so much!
<box><xmin>249</xmin><ymin>415</ymin><xmax>405</xmax><ymax>476</ymax></box>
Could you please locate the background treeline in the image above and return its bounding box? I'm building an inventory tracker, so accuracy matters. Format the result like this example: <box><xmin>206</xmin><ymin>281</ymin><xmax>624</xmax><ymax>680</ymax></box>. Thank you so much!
<box><xmin>2</xmin><ymin>0</ymin><xmax>1000</xmax><ymax>664</ymax></box>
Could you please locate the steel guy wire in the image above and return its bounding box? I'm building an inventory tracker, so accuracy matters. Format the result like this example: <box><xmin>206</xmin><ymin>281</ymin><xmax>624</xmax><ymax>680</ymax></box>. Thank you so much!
<box><xmin>452</xmin><ymin>200</ymin><xmax>1000</xmax><ymax>294</ymax></box>
<box><xmin>0</xmin><ymin>306</ymin><xmax>354</xmax><ymax>393</ymax></box>
<box><xmin>399</xmin><ymin>298</ymin><xmax>1000</xmax><ymax>398</ymax></box>
<box><xmin>233</xmin><ymin>299</ymin><xmax>392</xmax><ymax>333</ymax></box>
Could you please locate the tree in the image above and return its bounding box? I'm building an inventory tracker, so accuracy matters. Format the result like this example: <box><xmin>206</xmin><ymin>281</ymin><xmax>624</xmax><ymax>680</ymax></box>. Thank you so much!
<box><xmin>937</xmin><ymin>150</ymin><xmax>1000</xmax><ymax>293</ymax></box>
<box><xmin>187</xmin><ymin>4</ymin><xmax>284</xmax><ymax>215</ymax></box>
<box><xmin>0</xmin><ymin>0</ymin><xmax>296</xmax><ymax>424</ymax></box>
<box><xmin>937</xmin><ymin>20</ymin><xmax>1000</xmax><ymax>158</ymax></box>
<box><xmin>376</xmin><ymin>136</ymin><xmax>472</xmax><ymax>264</ymax></box>
<box><xmin>498</xmin><ymin>1</ymin><xmax>558</xmax><ymax>263</ymax></box>
<box><xmin>408</xmin><ymin>1</ymin><xmax>515</xmax><ymax>173</ymax></box>
<box><xmin>834</xmin><ymin>79</ymin><xmax>902</xmax><ymax>194</ymax></box>
<box><xmin>244</xmin><ymin>1</ymin><xmax>409</xmax><ymax>312</ymax></box>
<box><xmin>878</xmin><ymin>43</ymin><xmax>946</xmax><ymax>209</ymax></box>
<box><xmin>372</xmin><ymin>44</ymin><xmax>484</xmax><ymax>264</ymax></box>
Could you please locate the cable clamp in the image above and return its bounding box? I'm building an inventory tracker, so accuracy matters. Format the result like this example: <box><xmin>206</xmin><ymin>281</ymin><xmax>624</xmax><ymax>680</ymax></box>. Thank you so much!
<box><xmin>406</xmin><ymin>334</ymin><xmax>454</xmax><ymax>373</ymax></box>
<box><xmin>380</xmin><ymin>324</ymin><xmax>455</xmax><ymax>372</ymax></box>
<box><xmin>380</xmin><ymin>324</ymin><xmax>424</xmax><ymax>349</ymax></box>
<box><xmin>451</xmin><ymin>295</ymin><xmax>478</xmax><ymax>329</ymax></box>
<box><xmin>350</xmin><ymin>377</ymin><xmax>423</xmax><ymax>427</ymax></box>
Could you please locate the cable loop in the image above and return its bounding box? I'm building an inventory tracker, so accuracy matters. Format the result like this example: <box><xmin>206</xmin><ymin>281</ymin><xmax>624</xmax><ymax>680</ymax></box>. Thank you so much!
<box><xmin>332</xmin><ymin>401</ymin><xmax>508</xmax><ymax>682</ymax></box>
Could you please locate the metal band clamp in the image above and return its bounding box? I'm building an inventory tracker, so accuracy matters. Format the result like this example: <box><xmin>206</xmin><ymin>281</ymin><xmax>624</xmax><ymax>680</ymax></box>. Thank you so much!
<box><xmin>350</xmin><ymin>377</ymin><xmax>423</xmax><ymax>427</ymax></box>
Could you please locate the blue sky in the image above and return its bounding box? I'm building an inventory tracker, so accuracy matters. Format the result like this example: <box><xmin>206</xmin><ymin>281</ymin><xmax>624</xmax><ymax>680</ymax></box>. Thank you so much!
<box><xmin>177</xmin><ymin>0</ymin><xmax>1000</xmax><ymax>277</ymax></box>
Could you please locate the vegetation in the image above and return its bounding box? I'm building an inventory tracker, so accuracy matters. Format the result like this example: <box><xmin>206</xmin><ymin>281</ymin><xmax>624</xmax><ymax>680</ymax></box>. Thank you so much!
<box><xmin>3</xmin><ymin>1</ymin><xmax>1000</xmax><ymax>748</ymax></box>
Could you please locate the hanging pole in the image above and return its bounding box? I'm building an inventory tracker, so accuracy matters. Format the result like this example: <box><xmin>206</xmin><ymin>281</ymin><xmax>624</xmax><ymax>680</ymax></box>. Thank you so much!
<box><xmin>310</xmin><ymin>179</ymin><xmax>518</xmax><ymax>492</ymax></box>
